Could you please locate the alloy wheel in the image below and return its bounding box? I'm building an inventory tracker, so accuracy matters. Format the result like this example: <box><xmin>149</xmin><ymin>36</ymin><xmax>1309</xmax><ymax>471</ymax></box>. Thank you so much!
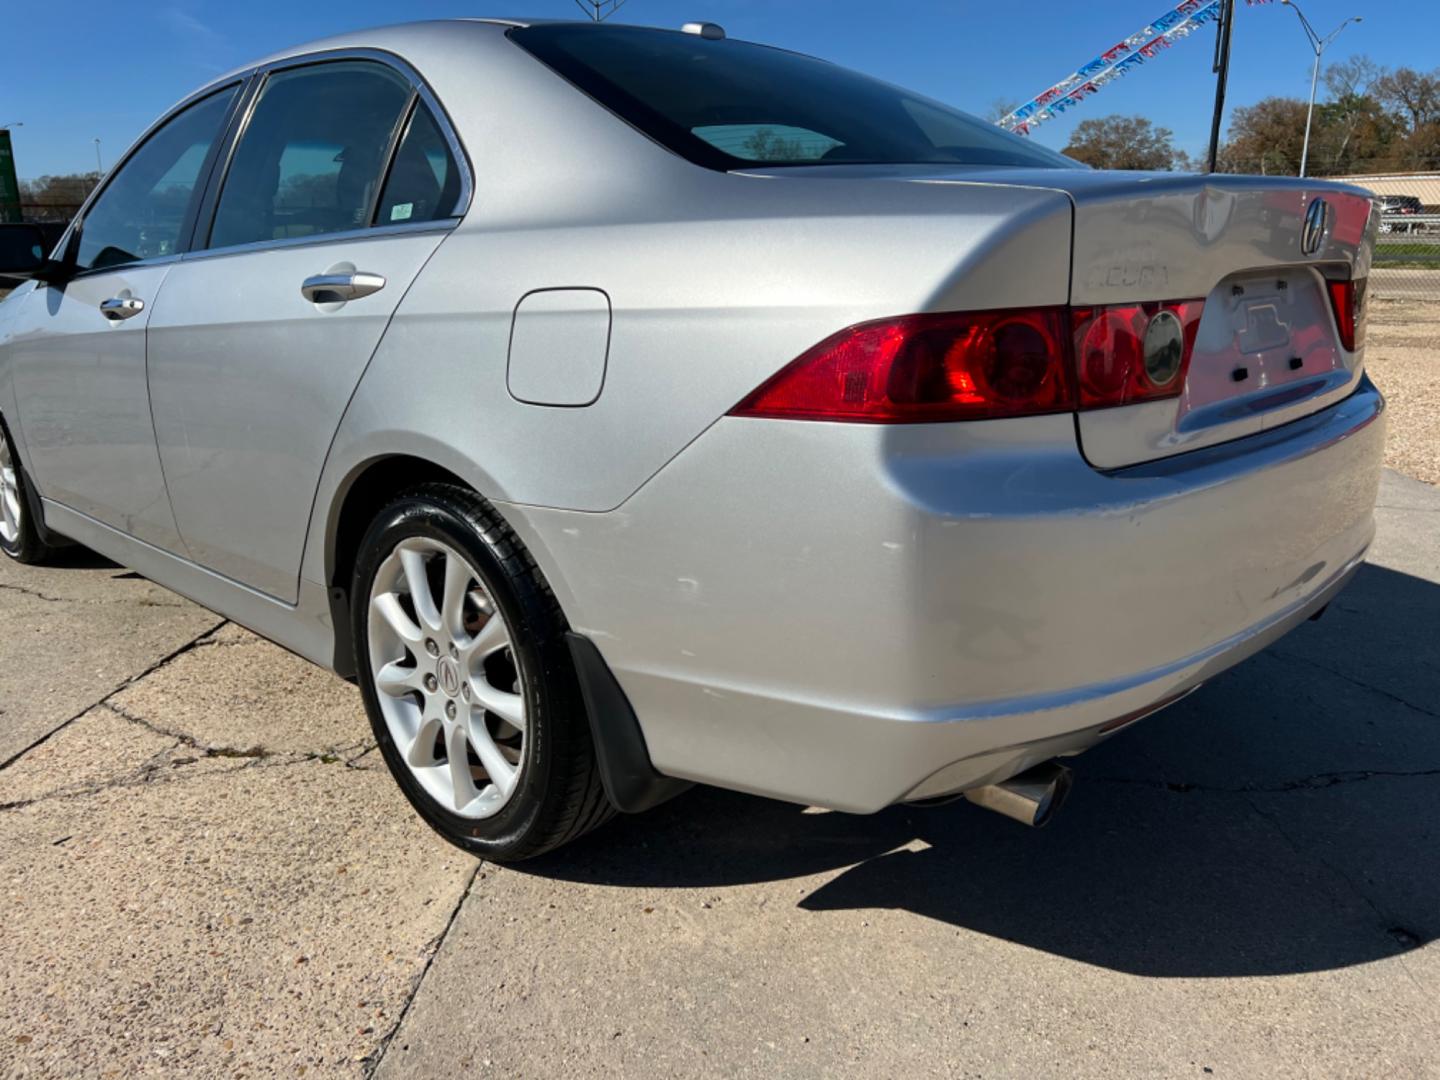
<box><xmin>0</xmin><ymin>437</ymin><xmax>22</xmax><ymax>546</ymax></box>
<box><xmin>367</xmin><ymin>536</ymin><xmax>526</xmax><ymax>819</ymax></box>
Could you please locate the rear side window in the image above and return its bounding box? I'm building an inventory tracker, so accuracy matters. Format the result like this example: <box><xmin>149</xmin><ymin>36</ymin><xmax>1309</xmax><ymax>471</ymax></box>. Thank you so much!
<box><xmin>375</xmin><ymin>102</ymin><xmax>462</xmax><ymax>225</ymax></box>
<box><xmin>75</xmin><ymin>86</ymin><xmax>238</xmax><ymax>271</ymax></box>
<box><xmin>209</xmin><ymin>61</ymin><xmax>411</xmax><ymax>249</ymax></box>
<box><xmin>510</xmin><ymin>25</ymin><xmax>1071</xmax><ymax>171</ymax></box>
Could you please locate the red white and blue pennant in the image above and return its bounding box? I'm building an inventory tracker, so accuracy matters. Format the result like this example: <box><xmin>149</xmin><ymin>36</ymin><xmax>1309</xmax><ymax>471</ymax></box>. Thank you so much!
<box><xmin>996</xmin><ymin>0</ymin><xmax>1225</xmax><ymax>135</ymax></box>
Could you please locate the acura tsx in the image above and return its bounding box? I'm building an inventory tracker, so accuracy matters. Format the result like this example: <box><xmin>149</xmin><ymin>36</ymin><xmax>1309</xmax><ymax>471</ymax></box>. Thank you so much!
<box><xmin>0</xmin><ymin>19</ymin><xmax>1383</xmax><ymax>860</ymax></box>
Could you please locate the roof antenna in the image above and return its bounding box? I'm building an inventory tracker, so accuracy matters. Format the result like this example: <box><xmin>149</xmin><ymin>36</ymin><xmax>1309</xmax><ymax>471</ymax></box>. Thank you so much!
<box><xmin>574</xmin><ymin>0</ymin><xmax>629</xmax><ymax>20</ymax></box>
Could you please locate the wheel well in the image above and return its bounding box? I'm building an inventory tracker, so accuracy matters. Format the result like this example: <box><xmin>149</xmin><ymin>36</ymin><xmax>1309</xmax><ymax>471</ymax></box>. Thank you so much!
<box><xmin>327</xmin><ymin>454</ymin><xmax>470</xmax><ymax>676</ymax></box>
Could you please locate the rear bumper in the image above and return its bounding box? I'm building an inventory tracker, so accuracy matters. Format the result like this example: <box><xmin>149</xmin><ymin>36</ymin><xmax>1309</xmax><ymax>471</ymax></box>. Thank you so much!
<box><xmin>506</xmin><ymin>378</ymin><xmax>1385</xmax><ymax>812</ymax></box>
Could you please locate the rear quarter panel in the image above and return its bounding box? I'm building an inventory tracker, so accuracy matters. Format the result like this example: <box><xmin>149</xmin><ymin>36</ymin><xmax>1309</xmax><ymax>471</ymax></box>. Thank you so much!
<box><xmin>300</xmin><ymin>173</ymin><xmax>1073</xmax><ymax>589</ymax></box>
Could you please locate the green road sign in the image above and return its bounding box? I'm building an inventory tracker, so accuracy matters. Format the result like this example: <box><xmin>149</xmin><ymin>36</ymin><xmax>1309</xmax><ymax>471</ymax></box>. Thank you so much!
<box><xmin>0</xmin><ymin>130</ymin><xmax>21</xmax><ymax>223</ymax></box>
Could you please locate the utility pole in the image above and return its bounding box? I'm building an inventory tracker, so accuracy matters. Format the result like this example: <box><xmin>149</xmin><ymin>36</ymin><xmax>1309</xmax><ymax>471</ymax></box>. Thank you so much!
<box><xmin>1205</xmin><ymin>0</ymin><xmax>1236</xmax><ymax>173</ymax></box>
<box><xmin>1280</xmin><ymin>0</ymin><xmax>1362</xmax><ymax>178</ymax></box>
<box><xmin>0</xmin><ymin>123</ymin><xmax>22</xmax><ymax>224</ymax></box>
<box><xmin>573</xmin><ymin>0</ymin><xmax>628</xmax><ymax>20</ymax></box>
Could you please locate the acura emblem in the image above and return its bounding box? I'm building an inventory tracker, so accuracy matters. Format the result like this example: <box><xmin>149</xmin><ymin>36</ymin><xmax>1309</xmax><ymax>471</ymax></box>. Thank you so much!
<box><xmin>438</xmin><ymin>657</ymin><xmax>461</xmax><ymax>697</ymax></box>
<box><xmin>1301</xmin><ymin>197</ymin><xmax>1329</xmax><ymax>257</ymax></box>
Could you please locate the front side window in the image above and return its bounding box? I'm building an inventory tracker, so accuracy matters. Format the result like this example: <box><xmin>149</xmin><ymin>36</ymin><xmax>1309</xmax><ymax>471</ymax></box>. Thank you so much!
<box><xmin>75</xmin><ymin>86</ymin><xmax>238</xmax><ymax>272</ymax></box>
<box><xmin>209</xmin><ymin>61</ymin><xmax>411</xmax><ymax>249</ymax></box>
<box><xmin>510</xmin><ymin>25</ymin><xmax>1073</xmax><ymax>171</ymax></box>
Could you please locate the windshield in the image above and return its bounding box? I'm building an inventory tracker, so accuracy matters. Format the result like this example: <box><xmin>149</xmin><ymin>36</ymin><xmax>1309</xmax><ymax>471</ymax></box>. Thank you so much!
<box><xmin>510</xmin><ymin>25</ymin><xmax>1073</xmax><ymax>172</ymax></box>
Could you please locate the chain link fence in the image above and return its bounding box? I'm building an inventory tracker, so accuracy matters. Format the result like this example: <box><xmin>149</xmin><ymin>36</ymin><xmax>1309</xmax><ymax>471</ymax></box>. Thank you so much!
<box><xmin>1326</xmin><ymin>173</ymin><xmax>1440</xmax><ymax>305</ymax></box>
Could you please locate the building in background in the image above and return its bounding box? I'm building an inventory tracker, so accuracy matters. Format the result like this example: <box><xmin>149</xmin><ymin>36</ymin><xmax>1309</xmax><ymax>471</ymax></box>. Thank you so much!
<box><xmin>1335</xmin><ymin>173</ymin><xmax>1440</xmax><ymax>211</ymax></box>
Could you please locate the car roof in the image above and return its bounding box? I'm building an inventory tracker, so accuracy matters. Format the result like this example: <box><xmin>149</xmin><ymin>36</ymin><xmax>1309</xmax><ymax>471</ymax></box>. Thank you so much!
<box><xmin>201</xmin><ymin>19</ymin><xmax>521</xmax><ymax>87</ymax></box>
<box><xmin>200</xmin><ymin>18</ymin><xmax>717</xmax><ymax>91</ymax></box>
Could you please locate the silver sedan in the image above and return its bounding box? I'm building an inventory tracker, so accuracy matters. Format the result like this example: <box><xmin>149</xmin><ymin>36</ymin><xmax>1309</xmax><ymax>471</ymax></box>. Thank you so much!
<box><xmin>0</xmin><ymin>19</ymin><xmax>1384</xmax><ymax>860</ymax></box>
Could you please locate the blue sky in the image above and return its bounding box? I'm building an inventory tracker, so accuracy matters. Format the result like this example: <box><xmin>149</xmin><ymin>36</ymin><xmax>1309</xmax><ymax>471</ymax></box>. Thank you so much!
<box><xmin>3</xmin><ymin>1</ymin><xmax>1429</xmax><ymax>179</ymax></box>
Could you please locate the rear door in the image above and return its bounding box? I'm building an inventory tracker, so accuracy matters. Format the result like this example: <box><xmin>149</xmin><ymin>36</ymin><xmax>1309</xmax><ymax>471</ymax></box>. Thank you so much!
<box><xmin>146</xmin><ymin>55</ymin><xmax>469</xmax><ymax>601</ymax></box>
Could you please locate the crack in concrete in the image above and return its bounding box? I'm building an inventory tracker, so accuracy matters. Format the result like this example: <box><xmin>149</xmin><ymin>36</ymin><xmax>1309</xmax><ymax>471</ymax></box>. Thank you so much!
<box><xmin>0</xmin><ymin>739</ymin><xmax>259</xmax><ymax>812</ymax></box>
<box><xmin>344</xmin><ymin>743</ymin><xmax>380</xmax><ymax>770</ymax></box>
<box><xmin>0</xmin><ymin>581</ymin><xmax>69</xmax><ymax>603</ymax></box>
<box><xmin>1245</xmin><ymin>794</ymin><xmax>1430</xmax><ymax>995</ymax></box>
<box><xmin>1262</xmin><ymin>648</ymin><xmax>1440</xmax><ymax>720</ymax></box>
<box><xmin>101</xmin><ymin>700</ymin><xmax>374</xmax><ymax>769</ymax></box>
<box><xmin>1</xmin><ymin>731</ymin><xmax>377</xmax><ymax>813</ymax></box>
<box><xmin>365</xmin><ymin>861</ymin><xmax>481</xmax><ymax>1078</ymax></box>
<box><xmin>0</xmin><ymin>617</ymin><xmax>230</xmax><ymax>774</ymax></box>
<box><xmin>101</xmin><ymin>701</ymin><xmax>270</xmax><ymax>760</ymax></box>
<box><xmin>0</xmin><ymin>580</ymin><xmax>189</xmax><ymax>607</ymax></box>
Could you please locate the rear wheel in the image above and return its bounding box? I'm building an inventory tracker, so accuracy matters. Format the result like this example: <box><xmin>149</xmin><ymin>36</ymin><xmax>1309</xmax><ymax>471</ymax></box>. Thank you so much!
<box><xmin>0</xmin><ymin>419</ymin><xmax>57</xmax><ymax>565</ymax></box>
<box><xmin>351</xmin><ymin>483</ymin><xmax>612</xmax><ymax>861</ymax></box>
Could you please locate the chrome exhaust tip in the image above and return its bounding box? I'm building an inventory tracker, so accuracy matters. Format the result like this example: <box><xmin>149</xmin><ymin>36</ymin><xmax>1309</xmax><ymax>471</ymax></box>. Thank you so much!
<box><xmin>963</xmin><ymin>761</ymin><xmax>1073</xmax><ymax>828</ymax></box>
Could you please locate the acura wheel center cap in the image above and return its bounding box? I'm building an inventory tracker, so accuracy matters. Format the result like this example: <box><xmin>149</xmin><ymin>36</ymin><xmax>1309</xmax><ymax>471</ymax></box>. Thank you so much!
<box><xmin>437</xmin><ymin>657</ymin><xmax>461</xmax><ymax>698</ymax></box>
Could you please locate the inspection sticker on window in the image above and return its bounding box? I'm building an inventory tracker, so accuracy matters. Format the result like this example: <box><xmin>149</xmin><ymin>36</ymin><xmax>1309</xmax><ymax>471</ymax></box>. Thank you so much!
<box><xmin>390</xmin><ymin>203</ymin><xmax>414</xmax><ymax>222</ymax></box>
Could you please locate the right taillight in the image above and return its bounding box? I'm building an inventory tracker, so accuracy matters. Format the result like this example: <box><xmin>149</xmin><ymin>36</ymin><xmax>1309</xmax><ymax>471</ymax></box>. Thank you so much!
<box><xmin>1327</xmin><ymin>278</ymin><xmax>1367</xmax><ymax>352</ymax></box>
<box><xmin>1071</xmin><ymin>300</ymin><xmax>1205</xmax><ymax>410</ymax></box>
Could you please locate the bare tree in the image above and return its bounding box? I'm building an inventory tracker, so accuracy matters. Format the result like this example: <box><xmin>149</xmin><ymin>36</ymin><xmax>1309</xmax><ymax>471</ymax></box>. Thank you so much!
<box><xmin>1374</xmin><ymin>67</ymin><xmax>1440</xmax><ymax>130</ymax></box>
<box><xmin>985</xmin><ymin>99</ymin><xmax>1020</xmax><ymax>125</ymax></box>
<box><xmin>574</xmin><ymin>0</ymin><xmax>629</xmax><ymax>20</ymax></box>
<box><xmin>1323</xmin><ymin>54</ymin><xmax>1384</xmax><ymax>101</ymax></box>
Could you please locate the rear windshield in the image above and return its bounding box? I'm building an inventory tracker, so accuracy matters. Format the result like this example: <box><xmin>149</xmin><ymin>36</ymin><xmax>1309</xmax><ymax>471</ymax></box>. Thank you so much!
<box><xmin>509</xmin><ymin>24</ymin><xmax>1072</xmax><ymax>172</ymax></box>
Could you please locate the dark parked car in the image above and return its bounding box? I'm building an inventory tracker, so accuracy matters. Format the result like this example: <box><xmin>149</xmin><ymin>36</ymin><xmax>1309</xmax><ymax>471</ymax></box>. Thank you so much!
<box><xmin>1377</xmin><ymin>195</ymin><xmax>1426</xmax><ymax>233</ymax></box>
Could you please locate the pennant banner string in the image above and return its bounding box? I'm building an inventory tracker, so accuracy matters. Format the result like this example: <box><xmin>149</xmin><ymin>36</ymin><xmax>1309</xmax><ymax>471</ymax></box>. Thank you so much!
<box><xmin>996</xmin><ymin>0</ymin><xmax>1223</xmax><ymax>135</ymax></box>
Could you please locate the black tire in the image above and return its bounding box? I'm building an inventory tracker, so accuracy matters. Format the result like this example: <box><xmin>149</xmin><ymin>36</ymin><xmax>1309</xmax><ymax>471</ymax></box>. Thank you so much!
<box><xmin>351</xmin><ymin>482</ymin><xmax>613</xmax><ymax>862</ymax></box>
<box><xmin>0</xmin><ymin>416</ymin><xmax>57</xmax><ymax>565</ymax></box>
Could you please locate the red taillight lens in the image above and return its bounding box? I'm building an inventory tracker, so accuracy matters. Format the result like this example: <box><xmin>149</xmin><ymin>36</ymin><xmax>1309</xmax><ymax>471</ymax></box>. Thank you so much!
<box><xmin>1071</xmin><ymin>300</ymin><xmax>1204</xmax><ymax>409</ymax></box>
<box><xmin>731</xmin><ymin>299</ymin><xmax>1207</xmax><ymax>423</ymax></box>
<box><xmin>1326</xmin><ymin>278</ymin><xmax>1367</xmax><ymax>352</ymax></box>
<box><xmin>730</xmin><ymin>307</ymin><xmax>1075</xmax><ymax>423</ymax></box>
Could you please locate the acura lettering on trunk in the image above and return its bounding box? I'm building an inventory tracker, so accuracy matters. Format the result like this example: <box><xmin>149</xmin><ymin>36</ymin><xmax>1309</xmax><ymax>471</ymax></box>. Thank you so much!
<box><xmin>0</xmin><ymin>19</ymin><xmax>1384</xmax><ymax>860</ymax></box>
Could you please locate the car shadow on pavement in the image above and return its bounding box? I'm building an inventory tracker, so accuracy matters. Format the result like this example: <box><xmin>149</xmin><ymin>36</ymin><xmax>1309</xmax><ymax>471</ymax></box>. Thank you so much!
<box><xmin>41</xmin><ymin>545</ymin><xmax>120</xmax><ymax>570</ymax></box>
<box><xmin>533</xmin><ymin>563</ymin><xmax>1440</xmax><ymax>979</ymax></box>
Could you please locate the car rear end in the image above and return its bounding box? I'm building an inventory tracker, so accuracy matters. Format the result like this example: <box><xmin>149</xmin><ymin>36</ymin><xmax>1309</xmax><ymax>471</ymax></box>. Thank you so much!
<box><xmin>556</xmin><ymin>172</ymin><xmax>1382</xmax><ymax>813</ymax></box>
<box><xmin>500</xmin><ymin>25</ymin><xmax>1386</xmax><ymax>814</ymax></box>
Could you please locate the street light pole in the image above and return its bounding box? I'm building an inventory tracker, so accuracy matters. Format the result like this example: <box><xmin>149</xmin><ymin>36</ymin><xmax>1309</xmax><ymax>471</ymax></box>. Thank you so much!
<box><xmin>94</xmin><ymin>138</ymin><xmax>103</xmax><ymax>174</ymax></box>
<box><xmin>1279</xmin><ymin>0</ymin><xmax>1362</xmax><ymax>178</ymax></box>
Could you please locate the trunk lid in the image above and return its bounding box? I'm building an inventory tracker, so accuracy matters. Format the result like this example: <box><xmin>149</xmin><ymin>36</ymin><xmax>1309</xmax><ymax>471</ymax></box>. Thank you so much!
<box><xmin>744</xmin><ymin>166</ymin><xmax>1377</xmax><ymax>467</ymax></box>
<box><xmin>1061</xmin><ymin>172</ymin><xmax>1375</xmax><ymax>468</ymax></box>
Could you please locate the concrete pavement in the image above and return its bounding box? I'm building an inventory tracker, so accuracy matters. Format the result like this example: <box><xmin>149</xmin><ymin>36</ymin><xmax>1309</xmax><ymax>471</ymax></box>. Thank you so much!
<box><xmin>1</xmin><ymin>470</ymin><xmax>1437</xmax><ymax>1078</ymax></box>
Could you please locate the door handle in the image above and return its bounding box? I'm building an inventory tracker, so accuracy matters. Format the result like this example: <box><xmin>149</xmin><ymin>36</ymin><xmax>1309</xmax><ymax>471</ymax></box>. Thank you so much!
<box><xmin>99</xmin><ymin>296</ymin><xmax>145</xmax><ymax>321</ymax></box>
<box><xmin>300</xmin><ymin>271</ymin><xmax>386</xmax><ymax>304</ymax></box>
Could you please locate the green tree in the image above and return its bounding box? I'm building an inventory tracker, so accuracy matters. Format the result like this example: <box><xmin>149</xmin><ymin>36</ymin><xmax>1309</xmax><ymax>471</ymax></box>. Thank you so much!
<box><xmin>1061</xmin><ymin>116</ymin><xmax>1186</xmax><ymax>171</ymax></box>
<box><xmin>1218</xmin><ymin>98</ymin><xmax>1310</xmax><ymax>174</ymax></box>
<box><xmin>15</xmin><ymin>173</ymin><xmax>100</xmax><ymax>222</ymax></box>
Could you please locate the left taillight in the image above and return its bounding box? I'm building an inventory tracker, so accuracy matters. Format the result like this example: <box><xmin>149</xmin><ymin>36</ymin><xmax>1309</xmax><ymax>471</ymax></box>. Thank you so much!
<box><xmin>730</xmin><ymin>300</ymin><xmax>1207</xmax><ymax>424</ymax></box>
<box><xmin>729</xmin><ymin>307</ymin><xmax>1075</xmax><ymax>423</ymax></box>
